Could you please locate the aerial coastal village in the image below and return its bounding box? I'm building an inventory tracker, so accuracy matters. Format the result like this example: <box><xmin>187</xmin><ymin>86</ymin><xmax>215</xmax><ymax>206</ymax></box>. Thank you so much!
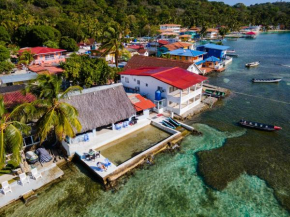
<box><xmin>0</xmin><ymin>0</ymin><xmax>290</xmax><ymax>215</ymax></box>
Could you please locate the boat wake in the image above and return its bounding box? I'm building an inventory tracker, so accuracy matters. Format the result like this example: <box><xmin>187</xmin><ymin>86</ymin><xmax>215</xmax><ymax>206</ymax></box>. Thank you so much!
<box><xmin>275</xmin><ymin>63</ymin><xmax>290</xmax><ymax>68</ymax></box>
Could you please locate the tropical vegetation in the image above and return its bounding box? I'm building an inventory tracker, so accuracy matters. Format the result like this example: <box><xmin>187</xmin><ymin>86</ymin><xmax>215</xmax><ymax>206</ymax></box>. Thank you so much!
<box><xmin>61</xmin><ymin>53</ymin><xmax>114</xmax><ymax>87</ymax></box>
<box><xmin>23</xmin><ymin>74</ymin><xmax>83</xmax><ymax>143</ymax></box>
<box><xmin>0</xmin><ymin>96</ymin><xmax>30</xmax><ymax>169</ymax></box>
<box><xmin>0</xmin><ymin>1</ymin><xmax>289</xmax><ymax>48</ymax></box>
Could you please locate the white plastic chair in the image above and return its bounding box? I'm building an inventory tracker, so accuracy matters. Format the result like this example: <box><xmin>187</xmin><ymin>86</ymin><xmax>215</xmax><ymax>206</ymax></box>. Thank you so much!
<box><xmin>31</xmin><ymin>168</ymin><xmax>42</xmax><ymax>180</ymax></box>
<box><xmin>1</xmin><ymin>181</ymin><xmax>12</xmax><ymax>195</ymax></box>
<box><xmin>19</xmin><ymin>173</ymin><xmax>30</xmax><ymax>185</ymax></box>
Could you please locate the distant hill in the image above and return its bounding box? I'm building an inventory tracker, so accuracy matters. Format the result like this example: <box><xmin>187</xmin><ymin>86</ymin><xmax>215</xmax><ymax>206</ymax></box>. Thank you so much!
<box><xmin>0</xmin><ymin>0</ymin><xmax>289</xmax><ymax>45</ymax></box>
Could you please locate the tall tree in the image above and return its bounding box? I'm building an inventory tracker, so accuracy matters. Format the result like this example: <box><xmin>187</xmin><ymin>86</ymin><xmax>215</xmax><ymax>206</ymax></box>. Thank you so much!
<box><xmin>24</xmin><ymin>74</ymin><xmax>83</xmax><ymax>142</ymax></box>
<box><xmin>99</xmin><ymin>22</ymin><xmax>127</xmax><ymax>68</ymax></box>
<box><xmin>0</xmin><ymin>96</ymin><xmax>30</xmax><ymax>169</ymax></box>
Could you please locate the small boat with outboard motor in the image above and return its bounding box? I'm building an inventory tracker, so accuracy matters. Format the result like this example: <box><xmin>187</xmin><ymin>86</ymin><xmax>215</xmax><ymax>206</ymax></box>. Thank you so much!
<box><xmin>245</xmin><ymin>61</ymin><xmax>260</xmax><ymax>67</ymax></box>
<box><xmin>204</xmin><ymin>89</ymin><xmax>226</xmax><ymax>98</ymax></box>
<box><xmin>252</xmin><ymin>78</ymin><xmax>282</xmax><ymax>83</ymax></box>
<box><xmin>239</xmin><ymin>119</ymin><xmax>282</xmax><ymax>131</ymax></box>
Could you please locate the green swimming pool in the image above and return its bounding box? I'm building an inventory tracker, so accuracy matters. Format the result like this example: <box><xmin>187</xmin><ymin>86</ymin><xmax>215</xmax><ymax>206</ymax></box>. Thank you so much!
<box><xmin>98</xmin><ymin>125</ymin><xmax>171</xmax><ymax>166</ymax></box>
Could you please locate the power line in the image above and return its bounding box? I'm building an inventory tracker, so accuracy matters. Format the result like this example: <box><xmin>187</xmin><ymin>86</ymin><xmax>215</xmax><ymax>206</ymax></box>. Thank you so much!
<box><xmin>232</xmin><ymin>91</ymin><xmax>290</xmax><ymax>105</ymax></box>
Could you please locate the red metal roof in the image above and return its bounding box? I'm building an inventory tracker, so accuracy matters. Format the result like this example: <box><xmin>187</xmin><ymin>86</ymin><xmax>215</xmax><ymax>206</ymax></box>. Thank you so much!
<box><xmin>19</xmin><ymin>47</ymin><xmax>66</xmax><ymax>55</ymax></box>
<box><xmin>158</xmin><ymin>40</ymin><xmax>170</xmax><ymax>45</ymax></box>
<box><xmin>128</xmin><ymin>94</ymin><xmax>155</xmax><ymax>112</ymax></box>
<box><xmin>120</xmin><ymin>67</ymin><xmax>207</xmax><ymax>89</ymax></box>
<box><xmin>28</xmin><ymin>65</ymin><xmax>64</xmax><ymax>75</ymax></box>
<box><xmin>163</xmin><ymin>42</ymin><xmax>193</xmax><ymax>51</ymax></box>
<box><xmin>246</xmin><ymin>31</ymin><xmax>256</xmax><ymax>35</ymax></box>
<box><xmin>3</xmin><ymin>91</ymin><xmax>36</xmax><ymax>108</ymax></box>
<box><xmin>124</xmin><ymin>55</ymin><xmax>193</xmax><ymax>71</ymax></box>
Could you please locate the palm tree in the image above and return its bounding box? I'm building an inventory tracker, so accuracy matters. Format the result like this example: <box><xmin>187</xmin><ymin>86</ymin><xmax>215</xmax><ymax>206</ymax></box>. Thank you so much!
<box><xmin>99</xmin><ymin>22</ymin><xmax>127</xmax><ymax>68</ymax></box>
<box><xmin>19</xmin><ymin>50</ymin><xmax>34</xmax><ymax>65</ymax></box>
<box><xmin>0</xmin><ymin>96</ymin><xmax>30</xmax><ymax>169</ymax></box>
<box><xmin>24</xmin><ymin>74</ymin><xmax>83</xmax><ymax>143</ymax></box>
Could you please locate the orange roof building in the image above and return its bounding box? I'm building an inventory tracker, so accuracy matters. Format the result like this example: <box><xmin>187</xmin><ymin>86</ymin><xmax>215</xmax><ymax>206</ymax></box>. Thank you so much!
<box><xmin>128</xmin><ymin>94</ymin><xmax>155</xmax><ymax>112</ymax></box>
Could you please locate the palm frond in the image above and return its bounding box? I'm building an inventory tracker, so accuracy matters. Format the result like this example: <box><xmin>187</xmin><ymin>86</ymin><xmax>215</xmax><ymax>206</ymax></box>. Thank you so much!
<box><xmin>60</xmin><ymin>86</ymin><xmax>83</xmax><ymax>99</ymax></box>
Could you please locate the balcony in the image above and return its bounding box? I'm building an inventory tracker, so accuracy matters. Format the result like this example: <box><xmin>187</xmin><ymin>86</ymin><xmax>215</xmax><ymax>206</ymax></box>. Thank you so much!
<box><xmin>167</xmin><ymin>85</ymin><xmax>202</xmax><ymax>104</ymax></box>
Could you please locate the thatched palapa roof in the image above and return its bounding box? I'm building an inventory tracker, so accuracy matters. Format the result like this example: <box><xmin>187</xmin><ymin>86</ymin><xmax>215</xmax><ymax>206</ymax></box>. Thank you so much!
<box><xmin>63</xmin><ymin>84</ymin><xmax>136</xmax><ymax>133</ymax></box>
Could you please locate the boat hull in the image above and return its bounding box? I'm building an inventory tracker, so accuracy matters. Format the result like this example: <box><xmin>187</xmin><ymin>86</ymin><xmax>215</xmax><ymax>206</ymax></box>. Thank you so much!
<box><xmin>252</xmin><ymin>78</ymin><xmax>282</xmax><ymax>83</ymax></box>
<box><xmin>239</xmin><ymin>120</ymin><xmax>282</xmax><ymax>131</ymax></box>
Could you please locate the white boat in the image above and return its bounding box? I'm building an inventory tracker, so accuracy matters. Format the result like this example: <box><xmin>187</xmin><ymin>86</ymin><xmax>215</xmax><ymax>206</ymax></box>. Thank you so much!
<box><xmin>245</xmin><ymin>61</ymin><xmax>260</xmax><ymax>67</ymax></box>
<box><xmin>227</xmin><ymin>50</ymin><xmax>236</xmax><ymax>53</ymax></box>
<box><xmin>252</xmin><ymin>78</ymin><xmax>282</xmax><ymax>83</ymax></box>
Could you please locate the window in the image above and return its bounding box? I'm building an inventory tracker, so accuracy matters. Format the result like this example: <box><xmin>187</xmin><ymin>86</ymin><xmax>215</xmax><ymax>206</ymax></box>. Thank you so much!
<box><xmin>125</xmin><ymin>77</ymin><xmax>129</xmax><ymax>83</ymax></box>
<box><xmin>134</xmin><ymin>79</ymin><xmax>136</xmax><ymax>81</ymax></box>
<box><xmin>185</xmin><ymin>57</ymin><xmax>188</xmax><ymax>60</ymax></box>
<box><xmin>121</xmin><ymin>76</ymin><xmax>124</xmax><ymax>78</ymax></box>
<box><xmin>146</xmin><ymin>83</ymin><xmax>148</xmax><ymax>87</ymax></box>
<box><xmin>137</xmin><ymin>80</ymin><xmax>140</xmax><ymax>85</ymax></box>
<box><xmin>157</xmin><ymin>86</ymin><xmax>163</xmax><ymax>91</ymax></box>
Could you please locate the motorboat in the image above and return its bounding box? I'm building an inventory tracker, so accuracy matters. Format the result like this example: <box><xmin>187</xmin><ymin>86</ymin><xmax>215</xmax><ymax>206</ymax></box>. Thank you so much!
<box><xmin>245</xmin><ymin>61</ymin><xmax>260</xmax><ymax>67</ymax></box>
<box><xmin>252</xmin><ymin>78</ymin><xmax>282</xmax><ymax>83</ymax></box>
<box><xmin>239</xmin><ymin>119</ymin><xmax>282</xmax><ymax>131</ymax></box>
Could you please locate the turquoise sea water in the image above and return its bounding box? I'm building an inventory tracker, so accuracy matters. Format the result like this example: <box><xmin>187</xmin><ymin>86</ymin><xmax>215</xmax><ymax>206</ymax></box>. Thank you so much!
<box><xmin>1</xmin><ymin>33</ymin><xmax>290</xmax><ymax>216</ymax></box>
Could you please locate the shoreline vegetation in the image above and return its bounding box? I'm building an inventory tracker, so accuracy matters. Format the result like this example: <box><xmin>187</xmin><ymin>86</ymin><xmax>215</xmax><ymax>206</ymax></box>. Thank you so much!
<box><xmin>0</xmin><ymin>1</ymin><xmax>290</xmax><ymax>48</ymax></box>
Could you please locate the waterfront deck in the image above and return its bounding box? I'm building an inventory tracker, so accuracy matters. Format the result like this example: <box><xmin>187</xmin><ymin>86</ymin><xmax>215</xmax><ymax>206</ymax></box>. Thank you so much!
<box><xmin>0</xmin><ymin>163</ymin><xmax>63</xmax><ymax>209</ymax></box>
<box><xmin>76</xmin><ymin>121</ymin><xmax>181</xmax><ymax>184</ymax></box>
<box><xmin>77</xmin><ymin>153</ymin><xmax>117</xmax><ymax>179</ymax></box>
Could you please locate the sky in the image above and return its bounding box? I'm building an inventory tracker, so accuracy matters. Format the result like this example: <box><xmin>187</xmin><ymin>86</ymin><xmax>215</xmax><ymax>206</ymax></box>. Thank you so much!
<box><xmin>209</xmin><ymin>0</ymin><xmax>290</xmax><ymax>6</ymax></box>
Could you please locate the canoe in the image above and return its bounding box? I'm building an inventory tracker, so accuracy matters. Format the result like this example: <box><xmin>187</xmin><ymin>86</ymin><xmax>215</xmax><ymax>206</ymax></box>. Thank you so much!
<box><xmin>252</xmin><ymin>78</ymin><xmax>282</xmax><ymax>83</ymax></box>
<box><xmin>245</xmin><ymin>61</ymin><xmax>260</xmax><ymax>67</ymax></box>
<box><xmin>239</xmin><ymin>119</ymin><xmax>282</xmax><ymax>131</ymax></box>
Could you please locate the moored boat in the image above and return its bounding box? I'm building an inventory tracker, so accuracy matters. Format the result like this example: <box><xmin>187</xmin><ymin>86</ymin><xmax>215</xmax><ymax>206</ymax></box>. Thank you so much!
<box><xmin>227</xmin><ymin>50</ymin><xmax>236</xmax><ymax>53</ymax></box>
<box><xmin>239</xmin><ymin>119</ymin><xmax>282</xmax><ymax>131</ymax></box>
<box><xmin>204</xmin><ymin>89</ymin><xmax>225</xmax><ymax>98</ymax></box>
<box><xmin>252</xmin><ymin>78</ymin><xmax>282</xmax><ymax>83</ymax></box>
<box><xmin>245</xmin><ymin>61</ymin><xmax>260</xmax><ymax>67</ymax></box>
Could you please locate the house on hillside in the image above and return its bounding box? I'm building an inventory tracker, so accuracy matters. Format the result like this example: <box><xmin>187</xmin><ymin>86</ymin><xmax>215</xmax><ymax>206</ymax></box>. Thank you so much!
<box><xmin>124</xmin><ymin>55</ymin><xmax>203</xmax><ymax>75</ymax></box>
<box><xmin>77</xmin><ymin>38</ymin><xmax>97</xmax><ymax>51</ymax></box>
<box><xmin>146</xmin><ymin>40</ymin><xmax>169</xmax><ymax>56</ymax></box>
<box><xmin>160</xmin><ymin>24</ymin><xmax>181</xmax><ymax>34</ymax></box>
<box><xmin>90</xmin><ymin>49</ymin><xmax>115</xmax><ymax>63</ymax></box>
<box><xmin>120</xmin><ymin>67</ymin><xmax>207</xmax><ymax>116</ymax></box>
<box><xmin>206</xmin><ymin>28</ymin><xmax>218</xmax><ymax>39</ymax></box>
<box><xmin>18</xmin><ymin>47</ymin><xmax>66</xmax><ymax>66</ymax></box>
<box><xmin>61</xmin><ymin>83</ymin><xmax>137</xmax><ymax>155</ymax></box>
<box><xmin>159</xmin><ymin>42</ymin><xmax>195</xmax><ymax>56</ymax></box>
<box><xmin>126</xmin><ymin>45</ymin><xmax>149</xmax><ymax>56</ymax></box>
<box><xmin>196</xmin><ymin>44</ymin><xmax>229</xmax><ymax>59</ymax></box>
<box><xmin>165</xmin><ymin>49</ymin><xmax>206</xmax><ymax>64</ymax></box>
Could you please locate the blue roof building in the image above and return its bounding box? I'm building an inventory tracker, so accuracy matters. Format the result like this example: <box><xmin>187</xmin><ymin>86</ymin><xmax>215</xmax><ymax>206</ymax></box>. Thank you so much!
<box><xmin>196</xmin><ymin>43</ymin><xmax>229</xmax><ymax>59</ymax></box>
<box><xmin>165</xmin><ymin>48</ymin><xmax>207</xmax><ymax>63</ymax></box>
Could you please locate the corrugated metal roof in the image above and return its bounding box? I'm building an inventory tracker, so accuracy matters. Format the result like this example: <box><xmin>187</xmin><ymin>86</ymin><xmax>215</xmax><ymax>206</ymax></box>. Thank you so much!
<box><xmin>166</xmin><ymin>49</ymin><xmax>206</xmax><ymax>57</ymax></box>
<box><xmin>202</xmin><ymin>44</ymin><xmax>230</xmax><ymax>50</ymax></box>
<box><xmin>120</xmin><ymin>67</ymin><xmax>207</xmax><ymax>89</ymax></box>
<box><xmin>0</xmin><ymin>73</ymin><xmax>38</xmax><ymax>84</ymax></box>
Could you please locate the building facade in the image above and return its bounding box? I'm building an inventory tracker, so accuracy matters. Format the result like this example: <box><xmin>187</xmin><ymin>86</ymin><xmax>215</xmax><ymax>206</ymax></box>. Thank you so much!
<box><xmin>120</xmin><ymin>67</ymin><xmax>207</xmax><ymax>116</ymax></box>
<box><xmin>19</xmin><ymin>47</ymin><xmax>66</xmax><ymax>66</ymax></box>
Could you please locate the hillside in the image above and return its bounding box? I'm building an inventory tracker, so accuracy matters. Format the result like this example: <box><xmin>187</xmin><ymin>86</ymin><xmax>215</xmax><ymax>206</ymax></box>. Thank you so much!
<box><xmin>0</xmin><ymin>0</ymin><xmax>289</xmax><ymax>46</ymax></box>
